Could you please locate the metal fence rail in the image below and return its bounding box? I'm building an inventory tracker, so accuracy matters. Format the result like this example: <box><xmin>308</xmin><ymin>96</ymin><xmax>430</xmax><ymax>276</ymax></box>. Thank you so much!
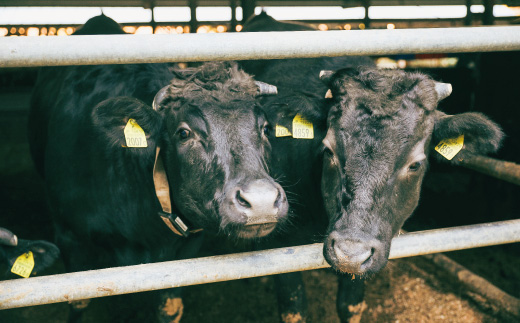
<box><xmin>1</xmin><ymin>26</ymin><xmax>520</xmax><ymax>68</ymax></box>
<box><xmin>0</xmin><ymin>219</ymin><xmax>519</xmax><ymax>310</ymax></box>
<box><xmin>459</xmin><ymin>155</ymin><xmax>520</xmax><ymax>186</ymax></box>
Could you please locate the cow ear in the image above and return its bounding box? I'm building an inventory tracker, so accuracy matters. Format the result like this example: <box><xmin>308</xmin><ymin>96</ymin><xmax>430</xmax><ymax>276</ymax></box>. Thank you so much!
<box><xmin>91</xmin><ymin>97</ymin><xmax>163</xmax><ymax>155</ymax></box>
<box><xmin>5</xmin><ymin>239</ymin><xmax>60</xmax><ymax>274</ymax></box>
<box><xmin>432</xmin><ymin>111</ymin><xmax>504</xmax><ymax>164</ymax></box>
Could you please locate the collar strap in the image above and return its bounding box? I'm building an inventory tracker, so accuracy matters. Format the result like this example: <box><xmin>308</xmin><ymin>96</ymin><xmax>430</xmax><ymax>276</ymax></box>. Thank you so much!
<box><xmin>153</xmin><ymin>147</ymin><xmax>202</xmax><ymax>237</ymax></box>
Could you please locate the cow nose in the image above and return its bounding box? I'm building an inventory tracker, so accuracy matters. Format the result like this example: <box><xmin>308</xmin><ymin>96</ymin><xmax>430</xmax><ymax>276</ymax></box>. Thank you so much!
<box><xmin>233</xmin><ymin>179</ymin><xmax>284</xmax><ymax>225</ymax></box>
<box><xmin>328</xmin><ymin>236</ymin><xmax>381</xmax><ymax>274</ymax></box>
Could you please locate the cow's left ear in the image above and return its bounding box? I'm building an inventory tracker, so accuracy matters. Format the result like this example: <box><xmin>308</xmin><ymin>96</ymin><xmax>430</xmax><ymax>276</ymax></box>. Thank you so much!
<box><xmin>91</xmin><ymin>97</ymin><xmax>163</xmax><ymax>154</ymax></box>
<box><xmin>432</xmin><ymin>111</ymin><xmax>504</xmax><ymax>164</ymax></box>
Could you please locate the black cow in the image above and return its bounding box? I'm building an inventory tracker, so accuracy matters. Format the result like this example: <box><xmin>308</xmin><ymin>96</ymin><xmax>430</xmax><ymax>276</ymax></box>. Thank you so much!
<box><xmin>0</xmin><ymin>227</ymin><xmax>59</xmax><ymax>278</ymax></box>
<box><xmin>29</xmin><ymin>15</ymin><xmax>289</xmax><ymax>322</ymax></box>
<box><xmin>241</xmin><ymin>13</ymin><xmax>503</xmax><ymax>323</ymax></box>
<box><xmin>240</xmin><ymin>13</ymin><xmax>373</xmax><ymax>322</ymax></box>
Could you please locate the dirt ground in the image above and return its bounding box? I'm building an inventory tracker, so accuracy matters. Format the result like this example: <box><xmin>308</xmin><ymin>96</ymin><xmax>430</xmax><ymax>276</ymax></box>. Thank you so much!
<box><xmin>1</xmin><ymin>85</ymin><xmax>519</xmax><ymax>323</ymax></box>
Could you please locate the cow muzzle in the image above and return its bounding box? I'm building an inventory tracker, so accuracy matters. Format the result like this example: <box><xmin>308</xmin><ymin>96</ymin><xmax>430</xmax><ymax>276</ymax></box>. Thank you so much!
<box><xmin>222</xmin><ymin>179</ymin><xmax>288</xmax><ymax>238</ymax></box>
<box><xmin>324</xmin><ymin>231</ymin><xmax>388</xmax><ymax>275</ymax></box>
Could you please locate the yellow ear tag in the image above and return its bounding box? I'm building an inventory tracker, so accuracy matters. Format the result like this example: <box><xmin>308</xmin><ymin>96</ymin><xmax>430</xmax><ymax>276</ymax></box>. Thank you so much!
<box><xmin>292</xmin><ymin>114</ymin><xmax>314</xmax><ymax>139</ymax></box>
<box><xmin>435</xmin><ymin>134</ymin><xmax>464</xmax><ymax>160</ymax></box>
<box><xmin>275</xmin><ymin>125</ymin><xmax>292</xmax><ymax>137</ymax></box>
<box><xmin>11</xmin><ymin>251</ymin><xmax>35</xmax><ymax>278</ymax></box>
<box><xmin>124</xmin><ymin>118</ymin><xmax>148</xmax><ymax>148</ymax></box>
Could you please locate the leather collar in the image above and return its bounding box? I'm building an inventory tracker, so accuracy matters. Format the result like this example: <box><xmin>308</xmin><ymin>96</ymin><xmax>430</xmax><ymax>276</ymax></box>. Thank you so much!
<box><xmin>153</xmin><ymin>147</ymin><xmax>202</xmax><ymax>237</ymax></box>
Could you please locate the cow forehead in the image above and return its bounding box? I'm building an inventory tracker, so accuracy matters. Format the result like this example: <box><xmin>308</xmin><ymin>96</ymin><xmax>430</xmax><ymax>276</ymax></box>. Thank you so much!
<box><xmin>332</xmin><ymin>101</ymin><xmax>434</xmax><ymax>174</ymax></box>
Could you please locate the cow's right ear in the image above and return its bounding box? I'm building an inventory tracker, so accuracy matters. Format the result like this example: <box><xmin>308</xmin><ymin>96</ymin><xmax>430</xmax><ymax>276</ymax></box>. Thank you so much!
<box><xmin>6</xmin><ymin>240</ymin><xmax>61</xmax><ymax>274</ymax></box>
<box><xmin>91</xmin><ymin>97</ymin><xmax>163</xmax><ymax>153</ymax></box>
<box><xmin>431</xmin><ymin>111</ymin><xmax>504</xmax><ymax>164</ymax></box>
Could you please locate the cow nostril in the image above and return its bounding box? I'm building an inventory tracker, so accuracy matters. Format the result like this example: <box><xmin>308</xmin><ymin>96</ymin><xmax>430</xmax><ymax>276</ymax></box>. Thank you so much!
<box><xmin>362</xmin><ymin>248</ymin><xmax>376</xmax><ymax>266</ymax></box>
<box><xmin>274</xmin><ymin>191</ymin><xmax>282</xmax><ymax>208</ymax></box>
<box><xmin>235</xmin><ymin>190</ymin><xmax>251</xmax><ymax>209</ymax></box>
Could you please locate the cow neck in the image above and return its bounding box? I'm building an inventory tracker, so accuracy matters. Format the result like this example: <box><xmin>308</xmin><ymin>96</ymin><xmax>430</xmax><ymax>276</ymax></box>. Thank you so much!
<box><xmin>153</xmin><ymin>147</ymin><xmax>202</xmax><ymax>237</ymax></box>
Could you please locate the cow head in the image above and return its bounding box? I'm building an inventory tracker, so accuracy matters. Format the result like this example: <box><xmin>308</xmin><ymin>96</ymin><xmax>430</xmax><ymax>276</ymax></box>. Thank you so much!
<box><xmin>152</xmin><ymin>62</ymin><xmax>289</xmax><ymax>239</ymax></box>
<box><xmin>319</xmin><ymin>67</ymin><xmax>503</xmax><ymax>275</ymax></box>
<box><xmin>0</xmin><ymin>228</ymin><xmax>60</xmax><ymax>277</ymax></box>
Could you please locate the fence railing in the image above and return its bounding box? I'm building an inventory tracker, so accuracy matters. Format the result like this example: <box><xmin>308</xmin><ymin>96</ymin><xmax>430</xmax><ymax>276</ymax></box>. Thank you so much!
<box><xmin>1</xmin><ymin>26</ymin><xmax>520</xmax><ymax>68</ymax></box>
<box><xmin>0</xmin><ymin>219</ymin><xmax>519</xmax><ymax>310</ymax></box>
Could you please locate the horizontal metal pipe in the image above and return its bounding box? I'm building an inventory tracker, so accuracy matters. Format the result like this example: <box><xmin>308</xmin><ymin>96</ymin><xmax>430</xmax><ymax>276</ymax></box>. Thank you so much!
<box><xmin>0</xmin><ymin>219</ymin><xmax>519</xmax><ymax>309</ymax></box>
<box><xmin>1</xmin><ymin>26</ymin><xmax>520</xmax><ymax>68</ymax></box>
<box><xmin>459</xmin><ymin>154</ymin><xmax>520</xmax><ymax>186</ymax></box>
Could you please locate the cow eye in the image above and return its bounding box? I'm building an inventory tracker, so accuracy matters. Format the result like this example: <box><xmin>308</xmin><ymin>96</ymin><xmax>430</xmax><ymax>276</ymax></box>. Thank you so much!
<box><xmin>263</xmin><ymin>124</ymin><xmax>271</xmax><ymax>137</ymax></box>
<box><xmin>178</xmin><ymin>129</ymin><xmax>191</xmax><ymax>140</ymax></box>
<box><xmin>324</xmin><ymin>147</ymin><xmax>333</xmax><ymax>157</ymax></box>
<box><xmin>408</xmin><ymin>161</ymin><xmax>423</xmax><ymax>172</ymax></box>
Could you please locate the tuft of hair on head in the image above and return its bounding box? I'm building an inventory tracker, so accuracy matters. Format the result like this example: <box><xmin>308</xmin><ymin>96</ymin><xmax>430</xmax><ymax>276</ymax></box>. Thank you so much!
<box><xmin>166</xmin><ymin>62</ymin><xmax>258</xmax><ymax>103</ymax></box>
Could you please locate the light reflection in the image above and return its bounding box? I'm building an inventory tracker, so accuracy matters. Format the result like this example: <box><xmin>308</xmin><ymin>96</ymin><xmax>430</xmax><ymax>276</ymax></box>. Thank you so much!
<box><xmin>123</xmin><ymin>26</ymin><xmax>136</xmax><ymax>33</ymax></box>
<box><xmin>27</xmin><ymin>27</ymin><xmax>39</xmax><ymax>36</ymax></box>
<box><xmin>135</xmin><ymin>26</ymin><xmax>153</xmax><ymax>34</ymax></box>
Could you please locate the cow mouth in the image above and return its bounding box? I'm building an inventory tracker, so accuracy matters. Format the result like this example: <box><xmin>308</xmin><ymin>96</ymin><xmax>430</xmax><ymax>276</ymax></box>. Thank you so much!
<box><xmin>237</xmin><ymin>223</ymin><xmax>277</xmax><ymax>239</ymax></box>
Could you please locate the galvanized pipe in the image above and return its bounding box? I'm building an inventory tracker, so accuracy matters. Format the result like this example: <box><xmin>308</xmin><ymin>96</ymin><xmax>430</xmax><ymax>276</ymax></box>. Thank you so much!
<box><xmin>0</xmin><ymin>219</ymin><xmax>519</xmax><ymax>309</ymax></box>
<box><xmin>459</xmin><ymin>154</ymin><xmax>520</xmax><ymax>186</ymax></box>
<box><xmin>1</xmin><ymin>26</ymin><xmax>520</xmax><ymax>68</ymax></box>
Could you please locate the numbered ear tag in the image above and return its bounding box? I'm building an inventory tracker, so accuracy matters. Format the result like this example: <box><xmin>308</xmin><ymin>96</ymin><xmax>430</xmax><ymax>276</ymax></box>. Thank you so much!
<box><xmin>275</xmin><ymin>125</ymin><xmax>292</xmax><ymax>137</ymax></box>
<box><xmin>292</xmin><ymin>114</ymin><xmax>314</xmax><ymax>139</ymax></box>
<box><xmin>124</xmin><ymin>118</ymin><xmax>148</xmax><ymax>148</ymax></box>
<box><xmin>11</xmin><ymin>251</ymin><xmax>35</xmax><ymax>278</ymax></box>
<box><xmin>435</xmin><ymin>134</ymin><xmax>464</xmax><ymax>160</ymax></box>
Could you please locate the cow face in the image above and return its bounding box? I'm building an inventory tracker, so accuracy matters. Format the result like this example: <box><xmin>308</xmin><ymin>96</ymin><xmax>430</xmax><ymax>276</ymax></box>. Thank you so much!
<box><xmin>319</xmin><ymin>68</ymin><xmax>503</xmax><ymax>275</ymax></box>
<box><xmin>154</xmin><ymin>62</ymin><xmax>289</xmax><ymax>239</ymax></box>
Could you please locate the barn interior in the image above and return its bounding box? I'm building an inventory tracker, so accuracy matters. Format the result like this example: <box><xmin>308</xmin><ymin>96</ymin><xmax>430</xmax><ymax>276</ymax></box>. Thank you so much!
<box><xmin>0</xmin><ymin>1</ymin><xmax>519</xmax><ymax>322</ymax></box>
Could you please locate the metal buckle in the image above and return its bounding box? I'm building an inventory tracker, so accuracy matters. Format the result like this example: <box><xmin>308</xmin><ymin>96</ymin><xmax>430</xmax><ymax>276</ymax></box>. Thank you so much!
<box><xmin>159</xmin><ymin>211</ymin><xmax>190</xmax><ymax>237</ymax></box>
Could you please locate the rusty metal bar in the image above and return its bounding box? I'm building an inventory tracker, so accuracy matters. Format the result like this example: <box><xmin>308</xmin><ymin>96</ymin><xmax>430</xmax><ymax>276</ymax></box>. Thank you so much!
<box><xmin>459</xmin><ymin>155</ymin><xmax>520</xmax><ymax>186</ymax></box>
<box><xmin>1</xmin><ymin>26</ymin><xmax>520</xmax><ymax>68</ymax></box>
<box><xmin>0</xmin><ymin>219</ymin><xmax>519</xmax><ymax>309</ymax></box>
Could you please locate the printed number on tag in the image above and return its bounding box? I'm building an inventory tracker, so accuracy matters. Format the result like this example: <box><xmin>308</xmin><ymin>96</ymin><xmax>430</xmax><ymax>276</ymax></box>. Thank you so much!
<box><xmin>435</xmin><ymin>134</ymin><xmax>464</xmax><ymax>160</ymax></box>
<box><xmin>275</xmin><ymin>125</ymin><xmax>292</xmax><ymax>137</ymax></box>
<box><xmin>124</xmin><ymin>118</ymin><xmax>148</xmax><ymax>148</ymax></box>
<box><xmin>292</xmin><ymin>114</ymin><xmax>314</xmax><ymax>139</ymax></box>
<box><xmin>11</xmin><ymin>251</ymin><xmax>35</xmax><ymax>278</ymax></box>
